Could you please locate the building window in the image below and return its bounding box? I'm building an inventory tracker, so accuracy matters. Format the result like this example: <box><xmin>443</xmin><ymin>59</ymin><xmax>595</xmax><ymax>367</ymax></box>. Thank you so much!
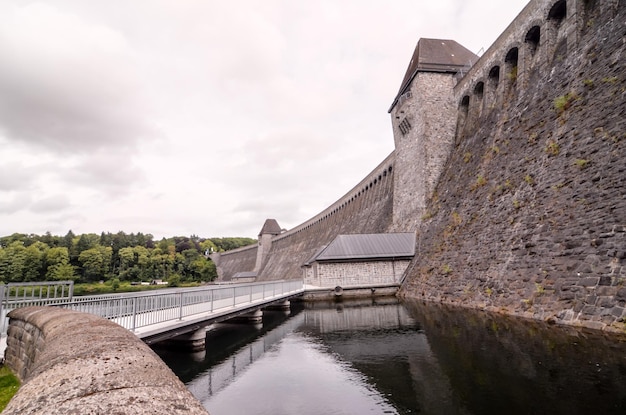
<box><xmin>399</xmin><ymin>118</ymin><xmax>412</xmax><ymax>135</ymax></box>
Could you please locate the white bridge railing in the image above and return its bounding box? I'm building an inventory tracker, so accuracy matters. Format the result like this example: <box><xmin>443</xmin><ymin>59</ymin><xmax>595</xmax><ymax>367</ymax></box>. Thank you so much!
<box><xmin>1</xmin><ymin>281</ymin><xmax>75</xmax><ymax>336</ymax></box>
<box><xmin>1</xmin><ymin>280</ymin><xmax>304</xmax><ymax>338</ymax></box>
<box><xmin>63</xmin><ymin>280</ymin><xmax>303</xmax><ymax>333</ymax></box>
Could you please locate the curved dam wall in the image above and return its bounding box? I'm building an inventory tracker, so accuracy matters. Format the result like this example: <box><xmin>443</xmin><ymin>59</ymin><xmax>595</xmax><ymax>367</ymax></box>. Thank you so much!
<box><xmin>213</xmin><ymin>154</ymin><xmax>395</xmax><ymax>281</ymax></box>
<box><xmin>400</xmin><ymin>0</ymin><xmax>626</xmax><ymax>332</ymax></box>
<box><xmin>3</xmin><ymin>307</ymin><xmax>208</xmax><ymax>415</ymax></box>
<box><xmin>212</xmin><ymin>242</ymin><xmax>258</xmax><ymax>281</ymax></box>
<box><xmin>258</xmin><ymin>154</ymin><xmax>395</xmax><ymax>280</ymax></box>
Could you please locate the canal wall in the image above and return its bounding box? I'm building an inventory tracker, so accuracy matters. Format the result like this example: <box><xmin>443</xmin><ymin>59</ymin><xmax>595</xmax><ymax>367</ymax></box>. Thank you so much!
<box><xmin>2</xmin><ymin>307</ymin><xmax>209</xmax><ymax>415</ymax></box>
<box><xmin>399</xmin><ymin>0</ymin><xmax>626</xmax><ymax>331</ymax></box>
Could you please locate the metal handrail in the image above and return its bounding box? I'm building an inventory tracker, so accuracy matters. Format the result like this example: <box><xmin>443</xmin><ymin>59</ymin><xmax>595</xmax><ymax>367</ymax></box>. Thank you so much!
<box><xmin>1</xmin><ymin>281</ymin><xmax>75</xmax><ymax>336</ymax></box>
<box><xmin>58</xmin><ymin>280</ymin><xmax>304</xmax><ymax>333</ymax></box>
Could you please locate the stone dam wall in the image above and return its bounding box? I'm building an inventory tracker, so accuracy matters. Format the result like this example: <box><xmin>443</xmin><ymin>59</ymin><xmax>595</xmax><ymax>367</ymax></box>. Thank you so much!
<box><xmin>213</xmin><ymin>242</ymin><xmax>258</xmax><ymax>280</ymax></box>
<box><xmin>216</xmin><ymin>153</ymin><xmax>396</xmax><ymax>281</ymax></box>
<box><xmin>400</xmin><ymin>0</ymin><xmax>626</xmax><ymax>332</ymax></box>
<box><xmin>2</xmin><ymin>307</ymin><xmax>209</xmax><ymax>415</ymax></box>
<box><xmin>214</xmin><ymin>0</ymin><xmax>625</xmax><ymax>333</ymax></box>
<box><xmin>259</xmin><ymin>154</ymin><xmax>395</xmax><ymax>280</ymax></box>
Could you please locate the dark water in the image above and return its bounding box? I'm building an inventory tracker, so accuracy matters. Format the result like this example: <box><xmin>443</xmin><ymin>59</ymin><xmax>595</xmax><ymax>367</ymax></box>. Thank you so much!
<box><xmin>156</xmin><ymin>298</ymin><xmax>626</xmax><ymax>415</ymax></box>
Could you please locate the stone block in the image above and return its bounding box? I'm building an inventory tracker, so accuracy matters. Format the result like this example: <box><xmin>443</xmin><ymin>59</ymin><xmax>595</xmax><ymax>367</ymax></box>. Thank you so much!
<box><xmin>579</xmin><ymin>277</ymin><xmax>599</xmax><ymax>287</ymax></box>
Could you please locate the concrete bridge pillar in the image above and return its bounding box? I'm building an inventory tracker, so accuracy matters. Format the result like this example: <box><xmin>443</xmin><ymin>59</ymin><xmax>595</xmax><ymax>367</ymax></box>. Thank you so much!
<box><xmin>230</xmin><ymin>309</ymin><xmax>263</xmax><ymax>324</ymax></box>
<box><xmin>163</xmin><ymin>327</ymin><xmax>210</xmax><ymax>352</ymax></box>
<box><xmin>264</xmin><ymin>300</ymin><xmax>291</xmax><ymax>312</ymax></box>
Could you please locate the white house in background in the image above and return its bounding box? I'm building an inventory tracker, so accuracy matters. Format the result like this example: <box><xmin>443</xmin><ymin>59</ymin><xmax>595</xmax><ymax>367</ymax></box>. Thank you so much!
<box><xmin>302</xmin><ymin>233</ymin><xmax>416</xmax><ymax>288</ymax></box>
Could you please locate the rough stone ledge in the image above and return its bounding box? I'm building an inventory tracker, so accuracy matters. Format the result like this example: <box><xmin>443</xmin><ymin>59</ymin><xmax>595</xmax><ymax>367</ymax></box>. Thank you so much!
<box><xmin>2</xmin><ymin>306</ymin><xmax>209</xmax><ymax>415</ymax></box>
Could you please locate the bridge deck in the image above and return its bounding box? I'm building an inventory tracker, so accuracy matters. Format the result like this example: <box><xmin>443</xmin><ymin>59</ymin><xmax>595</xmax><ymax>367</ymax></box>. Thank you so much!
<box><xmin>0</xmin><ymin>280</ymin><xmax>400</xmax><ymax>356</ymax></box>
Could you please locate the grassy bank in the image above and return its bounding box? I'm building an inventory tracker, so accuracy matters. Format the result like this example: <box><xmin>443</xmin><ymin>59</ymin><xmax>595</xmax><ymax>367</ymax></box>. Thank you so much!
<box><xmin>0</xmin><ymin>366</ymin><xmax>20</xmax><ymax>411</ymax></box>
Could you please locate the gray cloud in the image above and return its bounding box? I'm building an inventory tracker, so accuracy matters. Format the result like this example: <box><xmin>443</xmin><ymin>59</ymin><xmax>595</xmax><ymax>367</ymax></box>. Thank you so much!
<box><xmin>0</xmin><ymin>0</ymin><xmax>529</xmax><ymax>238</ymax></box>
<box><xmin>0</xmin><ymin>192</ymin><xmax>32</xmax><ymax>214</ymax></box>
<box><xmin>30</xmin><ymin>194</ymin><xmax>72</xmax><ymax>213</ymax></box>
<box><xmin>0</xmin><ymin>3</ymin><xmax>156</xmax><ymax>154</ymax></box>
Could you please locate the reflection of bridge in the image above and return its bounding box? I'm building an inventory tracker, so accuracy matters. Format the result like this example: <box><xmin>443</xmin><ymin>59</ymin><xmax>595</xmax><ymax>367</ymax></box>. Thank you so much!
<box><xmin>185</xmin><ymin>313</ymin><xmax>306</xmax><ymax>401</ymax></box>
<box><xmin>178</xmin><ymin>300</ymin><xmax>461</xmax><ymax>414</ymax></box>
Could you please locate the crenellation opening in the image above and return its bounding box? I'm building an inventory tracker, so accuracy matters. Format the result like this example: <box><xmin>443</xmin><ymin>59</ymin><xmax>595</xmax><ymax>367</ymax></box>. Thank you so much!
<box><xmin>488</xmin><ymin>66</ymin><xmax>500</xmax><ymax>87</ymax></box>
<box><xmin>473</xmin><ymin>81</ymin><xmax>485</xmax><ymax>99</ymax></box>
<box><xmin>504</xmin><ymin>47</ymin><xmax>519</xmax><ymax>84</ymax></box>
<box><xmin>460</xmin><ymin>95</ymin><xmax>470</xmax><ymax>112</ymax></box>
<box><xmin>548</xmin><ymin>0</ymin><xmax>567</xmax><ymax>26</ymax></box>
<box><xmin>525</xmin><ymin>26</ymin><xmax>541</xmax><ymax>56</ymax></box>
<box><xmin>579</xmin><ymin>0</ymin><xmax>598</xmax><ymax>33</ymax></box>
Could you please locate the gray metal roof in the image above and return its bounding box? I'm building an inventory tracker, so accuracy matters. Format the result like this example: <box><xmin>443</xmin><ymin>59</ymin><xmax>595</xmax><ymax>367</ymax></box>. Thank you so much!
<box><xmin>312</xmin><ymin>233</ymin><xmax>416</xmax><ymax>262</ymax></box>
<box><xmin>232</xmin><ymin>271</ymin><xmax>257</xmax><ymax>279</ymax></box>
<box><xmin>389</xmin><ymin>38</ymin><xmax>477</xmax><ymax>112</ymax></box>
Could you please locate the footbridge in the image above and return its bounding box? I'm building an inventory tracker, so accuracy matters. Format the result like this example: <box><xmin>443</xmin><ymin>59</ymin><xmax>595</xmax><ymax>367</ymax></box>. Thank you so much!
<box><xmin>2</xmin><ymin>280</ymin><xmax>304</xmax><ymax>353</ymax></box>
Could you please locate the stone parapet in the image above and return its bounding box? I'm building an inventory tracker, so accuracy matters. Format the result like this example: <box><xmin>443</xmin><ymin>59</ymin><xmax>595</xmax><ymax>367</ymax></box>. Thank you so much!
<box><xmin>3</xmin><ymin>307</ymin><xmax>209</xmax><ymax>415</ymax></box>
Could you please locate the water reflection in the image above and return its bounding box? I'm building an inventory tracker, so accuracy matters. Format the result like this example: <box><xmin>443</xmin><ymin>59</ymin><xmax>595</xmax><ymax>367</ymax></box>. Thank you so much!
<box><xmin>157</xmin><ymin>298</ymin><xmax>626</xmax><ymax>415</ymax></box>
<box><xmin>403</xmin><ymin>299</ymin><xmax>626</xmax><ymax>415</ymax></box>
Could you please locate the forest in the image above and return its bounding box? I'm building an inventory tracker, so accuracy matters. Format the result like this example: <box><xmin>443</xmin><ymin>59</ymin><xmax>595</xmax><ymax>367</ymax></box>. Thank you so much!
<box><xmin>0</xmin><ymin>231</ymin><xmax>256</xmax><ymax>287</ymax></box>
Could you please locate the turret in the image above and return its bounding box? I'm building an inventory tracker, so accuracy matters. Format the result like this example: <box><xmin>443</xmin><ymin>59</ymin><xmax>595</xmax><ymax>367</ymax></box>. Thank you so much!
<box><xmin>254</xmin><ymin>218</ymin><xmax>282</xmax><ymax>272</ymax></box>
<box><xmin>389</xmin><ymin>38</ymin><xmax>477</xmax><ymax>231</ymax></box>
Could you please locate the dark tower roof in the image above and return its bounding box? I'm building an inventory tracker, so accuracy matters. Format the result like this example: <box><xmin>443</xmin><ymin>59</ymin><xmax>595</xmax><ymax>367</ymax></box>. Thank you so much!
<box><xmin>258</xmin><ymin>219</ymin><xmax>282</xmax><ymax>236</ymax></box>
<box><xmin>389</xmin><ymin>38</ymin><xmax>478</xmax><ymax>112</ymax></box>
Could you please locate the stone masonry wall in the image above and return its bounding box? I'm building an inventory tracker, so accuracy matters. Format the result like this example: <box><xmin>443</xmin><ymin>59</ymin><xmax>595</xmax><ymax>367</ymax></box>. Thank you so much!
<box><xmin>399</xmin><ymin>0</ymin><xmax>626</xmax><ymax>332</ymax></box>
<box><xmin>212</xmin><ymin>243</ymin><xmax>258</xmax><ymax>281</ymax></box>
<box><xmin>3</xmin><ymin>307</ymin><xmax>209</xmax><ymax>415</ymax></box>
<box><xmin>257</xmin><ymin>155</ymin><xmax>395</xmax><ymax>280</ymax></box>
<box><xmin>214</xmin><ymin>154</ymin><xmax>395</xmax><ymax>281</ymax></box>
<box><xmin>391</xmin><ymin>71</ymin><xmax>459</xmax><ymax>232</ymax></box>
<box><xmin>304</xmin><ymin>260</ymin><xmax>410</xmax><ymax>287</ymax></box>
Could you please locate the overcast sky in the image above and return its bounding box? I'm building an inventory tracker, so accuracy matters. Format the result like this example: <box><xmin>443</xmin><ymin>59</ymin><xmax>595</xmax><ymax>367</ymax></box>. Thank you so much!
<box><xmin>0</xmin><ymin>0</ymin><xmax>529</xmax><ymax>239</ymax></box>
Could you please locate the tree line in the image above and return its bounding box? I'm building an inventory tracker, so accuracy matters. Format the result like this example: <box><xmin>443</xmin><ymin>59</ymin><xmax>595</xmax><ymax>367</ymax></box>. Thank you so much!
<box><xmin>0</xmin><ymin>231</ymin><xmax>256</xmax><ymax>285</ymax></box>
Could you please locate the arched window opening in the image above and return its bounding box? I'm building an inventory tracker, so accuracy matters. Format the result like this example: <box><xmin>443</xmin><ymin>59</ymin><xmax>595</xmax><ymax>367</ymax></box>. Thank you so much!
<box><xmin>388</xmin><ymin>166</ymin><xmax>393</xmax><ymax>174</ymax></box>
<box><xmin>474</xmin><ymin>82</ymin><xmax>484</xmax><ymax>99</ymax></box>
<box><xmin>548</xmin><ymin>0</ymin><xmax>567</xmax><ymax>25</ymax></box>
<box><xmin>583</xmin><ymin>0</ymin><xmax>596</xmax><ymax>12</ymax></box>
<box><xmin>579</xmin><ymin>0</ymin><xmax>597</xmax><ymax>33</ymax></box>
<box><xmin>505</xmin><ymin>47</ymin><xmax>519</xmax><ymax>82</ymax></box>
<box><xmin>460</xmin><ymin>95</ymin><xmax>470</xmax><ymax>113</ymax></box>
<box><xmin>488</xmin><ymin>66</ymin><xmax>500</xmax><ymax>87</ymax></box>
<box><xmin>525</xmin><ymin>26</ymin><xmax>541</xmax><ymax>56</ymax></box>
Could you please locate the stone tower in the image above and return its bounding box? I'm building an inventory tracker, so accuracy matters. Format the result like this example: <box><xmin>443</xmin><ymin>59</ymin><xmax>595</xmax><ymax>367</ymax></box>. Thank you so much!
<box><xmin>254</xmin><ymin>218</ymin><xmax>282</xmax><ymax>272</ymax></box>
<box><xmin>389</xmin><ymin>38</ymin><xmax>477</xmax><ymax>232</ymax></box>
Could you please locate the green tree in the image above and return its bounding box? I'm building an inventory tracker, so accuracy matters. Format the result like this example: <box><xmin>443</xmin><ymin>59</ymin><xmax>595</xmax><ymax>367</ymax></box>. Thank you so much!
<box><xmin>78</xmin><ymin>247</ymin><xmax>106</xmax><ymax>281</ymax></box>
<box><xmin>22</xmin><ymin>242</ymin><xmax>49</xmax><ymax>281</ymax></box>
<box><xmin>0</xmin><ymin>241</ymin><xmax>26</xmax><ymax>282</ymax></box>
<box><xmin>75</xmin><ymin>233</ymin><xmax>99</xmax><ymax>254</ymax></box>
<box><xmin>47</xmin><ymin>263</ymin><xmax>77</xmax><ymax>281</ymax></box>
<box><xmin>200</xmin><ymin>239</ymin><xmax>218</xmax><ymax>255</ymax></box>
<box><xmin>118</xmin><ymin>247</ymin><xmax>136</xmax><ymax>280</ymax></box>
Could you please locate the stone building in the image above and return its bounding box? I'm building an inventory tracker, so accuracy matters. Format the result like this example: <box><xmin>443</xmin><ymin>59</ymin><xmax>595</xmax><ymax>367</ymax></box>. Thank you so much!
<box><xmin>302</xmin><ymin>233</ymin><xmax>415</xmax><ymax>288</ymax></box>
